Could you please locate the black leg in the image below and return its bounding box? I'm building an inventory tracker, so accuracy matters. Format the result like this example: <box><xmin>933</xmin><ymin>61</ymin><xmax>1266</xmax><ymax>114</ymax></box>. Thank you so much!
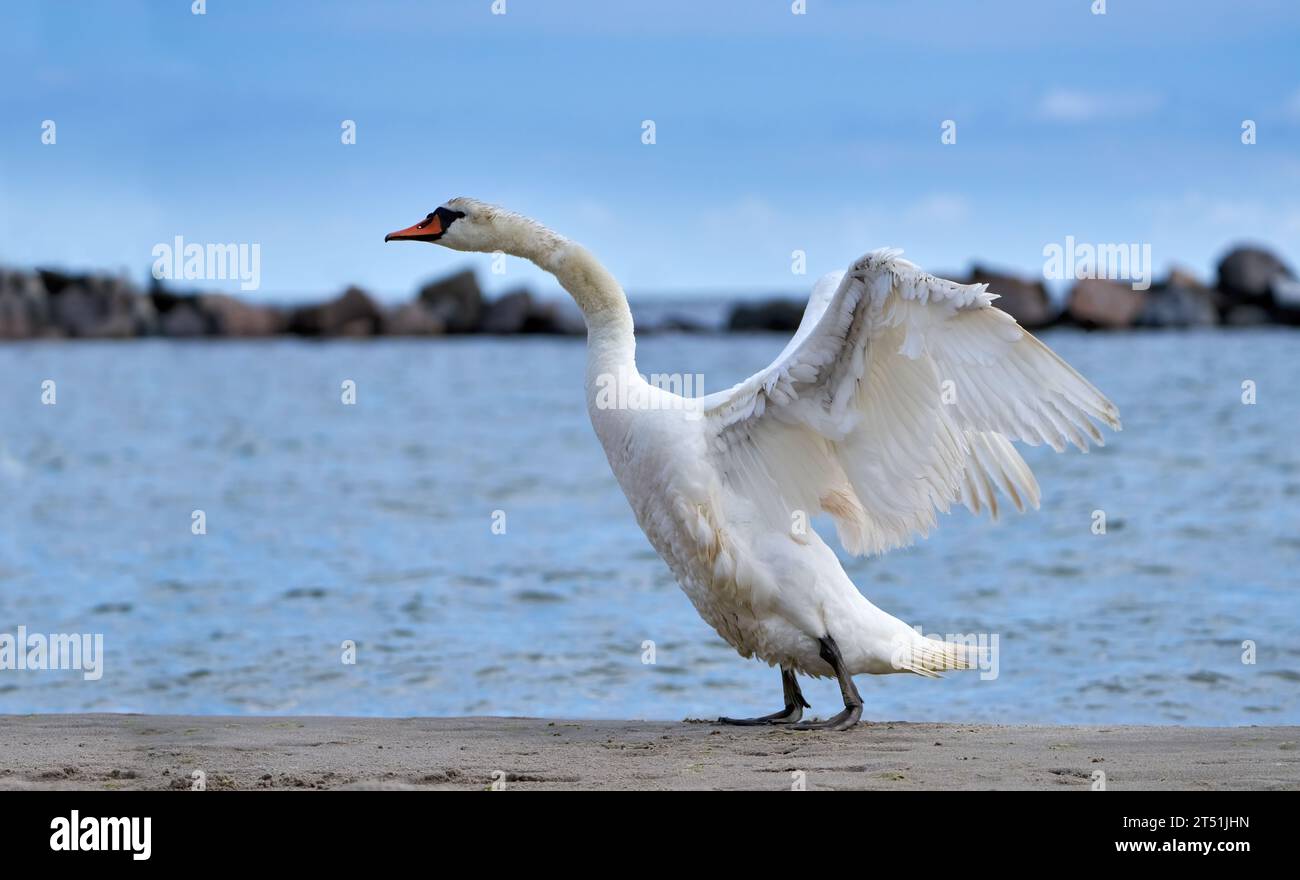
<box><xmin>717</xmin><ymin>668</ymin><xmax>810</xmax><ymax>726</ymax></box>
<box><xmin>791</xmin><ymin>635</ymin><xmax>863</xmax><ymax>731</ymax></box>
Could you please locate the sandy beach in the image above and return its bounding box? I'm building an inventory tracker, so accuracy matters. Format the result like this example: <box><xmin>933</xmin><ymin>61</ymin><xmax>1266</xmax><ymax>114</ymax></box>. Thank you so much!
<box><xmin>1</xmin><ymin>715</ymin><xmax>1296</xmax><ymax>791</ymax></box>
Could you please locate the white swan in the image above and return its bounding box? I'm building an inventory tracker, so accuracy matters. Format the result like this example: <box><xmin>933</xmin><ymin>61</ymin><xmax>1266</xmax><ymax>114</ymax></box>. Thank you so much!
<box><xmin>387</xmin><ymin>199</ymin><xmax>1120</xmax><ymax>730</ymax></box>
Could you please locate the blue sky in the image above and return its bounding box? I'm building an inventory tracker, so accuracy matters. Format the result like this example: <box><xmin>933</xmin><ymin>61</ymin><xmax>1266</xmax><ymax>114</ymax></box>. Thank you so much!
<box><xmin>2</xmin><ymin>0</ymin><xmax>1298</xmax><ymax>302</ymax></box>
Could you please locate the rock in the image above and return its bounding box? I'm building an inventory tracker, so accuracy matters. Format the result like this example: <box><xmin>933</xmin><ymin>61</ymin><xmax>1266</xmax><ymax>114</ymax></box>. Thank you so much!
<box><xmin>50</xmin><ymin>286</ymin><xmax>98</xmax><ymax>336</ymax></box>
<box><xmin>37</xmin><ymin>269</ymin><xmax>74</xmax><ymax>296</ymax></box>
<box><xmin>0</xmin><ymin>270</ymin><xmax>52</xmax><ymax>338</ymax></box>
<box><xmin>199</xmin><ymin>294</ymin><xmax>283</xmax><ymax>336</ymax></box>
<box><xmin>727</xmin><ymin>298</ymin><xmax>805</xmax><ymax>332</ymax></box>
<box><xmin>289</xmin><ymin>286</ymin><xmax>381</xmax><ymax>336</ymax></box>
<box><xmin>1166</xmin><ymin>267</ymin><xmax>1205</xmax><ymax>290</ymax></box>
<box><xmin>159</xmin><ymin>302</ymin><xmax>210</xmax><ymax>337</ymax></box>
<box><xmin>1222</xmin><ymin>305</ymin><xmax>1273</xmax><ymax>326</ymax></box>
<box><xmin>0</xmin><ymin>293</ymin><xmax>35</xmax><ymax>338</ymax></box>
<box><xmin>129</xmin><ymin>294</ymin><xmax>158</xmax><ymax>336</ymax></box>
<box><xmin>1273</xmin><ymin>276</ymin><xmax>1300</xmax><ymax>307</ymax></box>
<box><xmin>1269</xmin><ymin>276</ymin><xmax>1300</xmax><ymax>325</ymax></box>
<box><xmin>417</xmin><ymin>269</ymin><xmax>482</xmax><ymax>333</ymax></box>
<box><xmin>1067</xmin><ymin>278</ymin><xmax>1146</xmax><ymax>329</ymax></box>
<box><xmin>480</xmin><ymin>289</ymin><xmax>533</xmax><ymax>334</ymax></box>
<box><xmin>1214</xmin><ymin>246</ymin><xmax>1300</xmax><ymax>324</ymax></box>
<box><xmin>335</xmin><ymin>318</ymin><xmax>375</xmax><ymax>337</ymax></box>
<box><xmin>47</xmin><ymin>274</ymin><xmax>153</xmax><ymax>338</ymax></box>
<box><xmin>651</xmin><ymin>314</ymin><xmax>709</xmax><ymax>334</ymax></box>
<box><xmin>522</xmin><ymin>298</ymin><xmax>585</xmax><ymax>335</ymax></box>
<box><xmin>964</xmin><ymin>266</ymin><xmax>1054</xmax><ymax>329</ymax></box>
<box><xmin>150</xmin><ymin>287</ymin><xmax>209</xmax><ymax>336</ymax></box>
<box><xmin>382</xmin><ymin>302</ymin><xmax>445</xmax><ymax>336</ymax></box>
<box><xmin>1136</xmin><ymin>267</ymin><xmax>1219</xmax><ymax>328</ymax></box>
<box><xmin>1216</xmin><ymin>246</ymin><xmax>1295</xmax><ymax>306</ymax></box>
<box><xmin>0</xmin><ymin>295</ymin><xmax>40</xmax><ymax>338</ymax></box>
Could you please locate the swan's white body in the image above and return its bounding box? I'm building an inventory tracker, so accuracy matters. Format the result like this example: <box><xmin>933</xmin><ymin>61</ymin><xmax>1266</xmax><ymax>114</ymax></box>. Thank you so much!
<box><xmin>392</xmin><ymin>199</ymin><xmax>1120</xmax><ymax>693</ymax></box>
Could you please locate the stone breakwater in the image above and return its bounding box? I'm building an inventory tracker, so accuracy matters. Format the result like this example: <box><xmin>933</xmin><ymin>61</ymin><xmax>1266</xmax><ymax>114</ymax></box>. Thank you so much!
<box><xmin>2</xmin><ymin>245</ymin><xmax>1297</xmax><ymax>340</ymax></box>
<box><xmin>0</xmin><ymin>267</ymin><xmax>585</xmax><ymax>340</ymax></box>
<box><xmin>729</xmin><ymin>245</ymin><xmax>1300</xmax><ymax>332</ymax></box>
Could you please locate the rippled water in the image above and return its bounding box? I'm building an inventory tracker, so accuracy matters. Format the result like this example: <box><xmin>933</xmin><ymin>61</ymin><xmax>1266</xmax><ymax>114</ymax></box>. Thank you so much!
<box><xmin>0</xmin><ymin>330</ymin><xmax>1297</xmax><ymax>724</ymax></box>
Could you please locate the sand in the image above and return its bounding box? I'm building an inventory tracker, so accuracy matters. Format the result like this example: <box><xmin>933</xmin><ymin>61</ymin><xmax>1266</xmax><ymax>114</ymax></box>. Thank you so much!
<box><xmin>1</xmin><ymin>714</ymin><xmax>1296</xmax><ymax>790</ymax></box>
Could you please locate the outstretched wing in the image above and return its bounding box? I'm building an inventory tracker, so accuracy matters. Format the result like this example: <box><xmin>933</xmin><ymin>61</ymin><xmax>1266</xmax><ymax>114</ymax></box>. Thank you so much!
<box><xmin>699</xmin><ymin>249</ymin><xmax>1120</xmax><ymax>556</ymax></box>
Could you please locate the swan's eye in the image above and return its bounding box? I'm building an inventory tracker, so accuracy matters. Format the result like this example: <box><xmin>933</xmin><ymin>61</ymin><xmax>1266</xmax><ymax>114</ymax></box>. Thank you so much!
<box><xmin>435</xmin><ymin>207</ymin><xmax>466</xmax><ymax>229</ymax></box>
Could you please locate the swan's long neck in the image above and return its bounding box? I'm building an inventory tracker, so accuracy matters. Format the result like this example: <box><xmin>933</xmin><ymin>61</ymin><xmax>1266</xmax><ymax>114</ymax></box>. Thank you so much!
<box><xmin>500</xmin><ymin>216</ymin><xmax>636</xmax><ymax>374</ymax></box>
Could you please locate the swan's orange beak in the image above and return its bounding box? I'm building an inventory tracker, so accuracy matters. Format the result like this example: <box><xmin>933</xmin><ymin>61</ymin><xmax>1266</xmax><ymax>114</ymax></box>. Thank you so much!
<box><xmin>384</xmin><ymin>214</ymin><xmax>443</xmax><ymax>243</ymax></box>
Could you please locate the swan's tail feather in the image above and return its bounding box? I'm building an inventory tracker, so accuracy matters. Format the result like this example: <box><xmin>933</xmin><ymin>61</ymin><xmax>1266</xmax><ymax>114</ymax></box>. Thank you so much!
<box><xmin>893</xmin><ymin>635</ymin><xmax>985</xmax><ymax>677</ymax></box>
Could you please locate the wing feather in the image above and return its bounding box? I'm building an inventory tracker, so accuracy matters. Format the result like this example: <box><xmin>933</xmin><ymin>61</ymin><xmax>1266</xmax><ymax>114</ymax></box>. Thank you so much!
<box><xmin>703</xmin><ymin>249</ymin><xmax>1119</xmax><ymax>556</ymax></box>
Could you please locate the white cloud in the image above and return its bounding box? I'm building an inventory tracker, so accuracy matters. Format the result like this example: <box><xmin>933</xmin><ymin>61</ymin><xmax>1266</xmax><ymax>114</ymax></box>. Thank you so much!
<box><xmin>904</xmin><ymin>194</ymin><xmax>972</xmax><ymax>225</ymax></box>
<box><xmin>1150</xmin><ymin>193</ymin><xmax>1300</xmax><ymax>237</ymax></box>
<box><xmin>1037</xmin><ymin>88</ymin><xmax>1163</xmax><ymax>123</ymax></box>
